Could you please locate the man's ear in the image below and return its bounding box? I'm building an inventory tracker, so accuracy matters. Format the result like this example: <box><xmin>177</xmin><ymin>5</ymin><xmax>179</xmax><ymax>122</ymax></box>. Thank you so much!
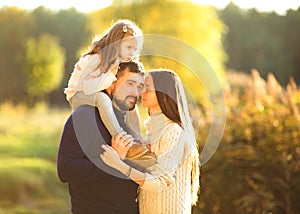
<box><xmin>106</xmin><ymin>80</ymin><xmax>117</xmax><ymax>97</ymax></box>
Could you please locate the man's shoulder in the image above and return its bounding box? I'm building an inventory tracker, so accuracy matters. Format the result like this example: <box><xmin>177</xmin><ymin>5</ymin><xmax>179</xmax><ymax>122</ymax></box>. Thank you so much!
<box><xmin>61</xmin><ymin>106</ymin><xmax>100</xmax><ymax>138</ymax></box>
<box><xmin>73</xmin><ymin>105</ymin><xmax>97</xmax><ymax>113</ymax></box>
<box><xmin>71</xmin><ymin>105</ymin><xmax>100</xmax><ymax>120</ymax></box>
<box><xmin>65</xmin><ymin>105</ymin><xmax>104</xmax><ymax>135</ymax></box>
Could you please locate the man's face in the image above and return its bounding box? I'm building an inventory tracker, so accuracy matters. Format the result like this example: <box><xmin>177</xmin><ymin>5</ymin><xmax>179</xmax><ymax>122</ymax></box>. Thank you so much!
<box><xmin>111</xmin><ymin>68</ymin><xmax>144</xmax><ymax>111</ymax></box>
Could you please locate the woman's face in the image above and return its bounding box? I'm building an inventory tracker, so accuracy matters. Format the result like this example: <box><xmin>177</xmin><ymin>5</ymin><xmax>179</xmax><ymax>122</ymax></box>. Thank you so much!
<box><xmin>141</xmin><ymin>74</ymin><xmax>161</xmax><ymax>113</ymax></box>
<box><xmin>120</xmin><ymin>35</ymin><xmax>139</xmax><ymax>61</ymax></box>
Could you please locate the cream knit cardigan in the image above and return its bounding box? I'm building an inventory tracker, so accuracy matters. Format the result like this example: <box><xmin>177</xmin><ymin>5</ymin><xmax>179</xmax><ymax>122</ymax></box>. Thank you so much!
<box><xmin>139</xmin><ymin>114</ymin><xmax>194</xmax><ymax>214</ymax></box>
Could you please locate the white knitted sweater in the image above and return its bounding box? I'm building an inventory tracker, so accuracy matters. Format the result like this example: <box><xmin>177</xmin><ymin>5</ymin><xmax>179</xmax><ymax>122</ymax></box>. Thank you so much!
<box><xmin>139</xmin><ymin>114</ymin><xmax>193</xmax><ymax>214</ymax></box>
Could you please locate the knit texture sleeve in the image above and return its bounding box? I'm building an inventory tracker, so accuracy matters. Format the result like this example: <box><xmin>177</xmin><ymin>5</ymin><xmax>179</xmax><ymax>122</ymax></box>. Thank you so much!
<box><xmin>141</xmin><ymin>124</ymin><xmax>184</xmax><ymax>192</ymax></box>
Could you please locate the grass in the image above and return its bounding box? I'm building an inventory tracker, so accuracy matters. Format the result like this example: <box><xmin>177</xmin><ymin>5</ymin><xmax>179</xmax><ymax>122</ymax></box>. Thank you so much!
<box><xmin>0</xmin><ymin>101</ymin><xmax>206</xmax><ymax>213</ymax></box>
<box><xmin>0</xmin><ymin>103</ymin><xmax>71</xmax><ymax>213</ymax></box>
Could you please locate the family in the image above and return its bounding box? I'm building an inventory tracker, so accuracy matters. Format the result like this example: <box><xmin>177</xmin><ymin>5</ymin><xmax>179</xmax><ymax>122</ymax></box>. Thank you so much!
<box><xmin>57</xmin><ymin>19</ymin><xmax>200</xmax><ymax>214</ymax></box>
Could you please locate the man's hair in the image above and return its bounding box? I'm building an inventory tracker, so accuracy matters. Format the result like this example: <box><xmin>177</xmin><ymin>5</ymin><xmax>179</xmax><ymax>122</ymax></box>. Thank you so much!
<box><xmin>116</xmin><ymin>60</ymin><xmax>145</xmax><ymax>79</ymax></box>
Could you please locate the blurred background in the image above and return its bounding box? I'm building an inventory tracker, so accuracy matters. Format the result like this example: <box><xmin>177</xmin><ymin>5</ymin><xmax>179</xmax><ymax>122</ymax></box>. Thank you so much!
<box><xmin>0</xmin><ymin>0</ymin><xmax>299</xmax><ymax>213</ymax></box>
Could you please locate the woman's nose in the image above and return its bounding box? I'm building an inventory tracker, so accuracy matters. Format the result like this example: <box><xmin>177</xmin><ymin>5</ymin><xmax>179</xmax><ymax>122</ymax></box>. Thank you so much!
<box><xmin>139</xmin><ymin>88</ymin><xmax>147</xmax><ymax>96</ymax></box>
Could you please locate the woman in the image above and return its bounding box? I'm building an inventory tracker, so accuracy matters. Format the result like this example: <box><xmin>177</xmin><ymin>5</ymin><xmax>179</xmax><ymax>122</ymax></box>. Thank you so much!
<box><xmin>101</xmin><ymin>69</ymin><xmax>200</xmax><ymax>213</ymax></box>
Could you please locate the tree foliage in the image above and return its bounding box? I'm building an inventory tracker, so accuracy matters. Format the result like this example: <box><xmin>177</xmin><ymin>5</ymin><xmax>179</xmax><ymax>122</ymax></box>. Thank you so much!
<box><xmin>0</xmin><ymin>6</ymin><xmax>89</xmax><ymax>105</ymax></box>
<box><xmin>220</xmin><ymin>2</ymin><xmax>300</xmax><ymax>85</ymax></box>
<box><xmin>1</xmin><ymin>1</ymin><xmax>300</xmax><ymax>105</ymax></box>
<box><xmin>85</xmin><ymin>0</ymin><xmax>227</xmax><ymax>101</ymax></box>
<box><xmin>0</xmin><ymin>7</ymin><xmax>32</xmax><ymax>103</ymax></box>
<box><xmin>30</xmin><ymin>7</ymin><xmax>90</xmax><ymax>104</ymax></box>
<box><xmin>22</xmin><ymin>34</ymin><xmax>65</xmax><ymax>104</ymax></box>
<box><xmin>195</xmin><ymin>70</ymin><xmax>300</xmax><ymax>213</ymax></box>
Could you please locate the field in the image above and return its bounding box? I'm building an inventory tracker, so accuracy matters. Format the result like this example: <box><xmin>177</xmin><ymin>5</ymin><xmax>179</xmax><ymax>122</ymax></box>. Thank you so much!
<box><xmin>0</xmin><ymin>103</ymin><xmax>149</xmax><ymax>214</ymax></box>
<box><xmin>0</xmin><ymin>103</ymin><xmax>71</xmax><ymax>213</ymax></box>
<box><xmin>0</xmin><ymin>70</ymin><xmax>299</xmax><ymax>213</ymax></box>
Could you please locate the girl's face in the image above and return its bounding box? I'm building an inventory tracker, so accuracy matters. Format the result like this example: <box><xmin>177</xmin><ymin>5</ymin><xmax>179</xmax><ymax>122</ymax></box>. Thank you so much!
<box><xmin>141</xmin><ymin>74</ymin><xmax>161</xmax><ymax>114</ymax></box>
<box><xmin>120</xmin><ymin>35</ymin><xmax>139</xmax><ymax>61</ymax></box>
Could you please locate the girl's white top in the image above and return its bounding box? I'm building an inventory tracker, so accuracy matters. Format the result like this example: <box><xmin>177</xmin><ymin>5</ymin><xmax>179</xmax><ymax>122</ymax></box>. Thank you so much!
<box><xmin>64</xmin><ymin>54</ymin><xmax>116</xmax><ymax>101</ymax></box>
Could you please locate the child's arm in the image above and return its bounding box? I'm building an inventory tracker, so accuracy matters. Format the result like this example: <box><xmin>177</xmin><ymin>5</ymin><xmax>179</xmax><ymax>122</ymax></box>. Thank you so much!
<box><xmin>126</xmin><ymin>107</ymin><xmax>142</xmax><ymax>139</ymax></box>
<box><xmin>95</xmin><ymin>92</ymin><xmax>124</xmax><ymax>137</ymax></box>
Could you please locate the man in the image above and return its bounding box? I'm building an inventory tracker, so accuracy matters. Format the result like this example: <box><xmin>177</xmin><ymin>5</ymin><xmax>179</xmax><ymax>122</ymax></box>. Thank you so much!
<box><xmin>57</xmin><ymin>60</ymin><xmax>145</xmax><ymax>214</ymax></box>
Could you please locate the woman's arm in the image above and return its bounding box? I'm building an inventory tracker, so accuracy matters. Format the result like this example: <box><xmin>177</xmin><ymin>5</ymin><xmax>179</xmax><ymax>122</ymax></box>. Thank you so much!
<box><xmin>58</xmin><ymin>107</ymin><xmax>111</xmax><ymax>183</ymax></box>
<box><xmin>100</xmin><ymin>124</ymin><xmax>184</xmax><ymax>191</ymax></box>
<box><xmin>100</xmin><ymin>144</ymin><xmax>146</xmax><ymax>186</ymax></box>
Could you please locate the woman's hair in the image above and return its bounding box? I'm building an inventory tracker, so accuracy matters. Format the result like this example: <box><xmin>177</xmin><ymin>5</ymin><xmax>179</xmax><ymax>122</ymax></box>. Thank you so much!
<box><xmin>148</xmin><ymin>69</ymin><xmax>182</xmax><ymax>127</ymax></box>
<box><xmin>84</xmin><ymin>19</ymin><xmax>143</xmax><ymax>73</ymax></box>
<box><xmin>150</xmin><ymin>69</ymin><xmax>201</xmax><ymax>205</ymax></box>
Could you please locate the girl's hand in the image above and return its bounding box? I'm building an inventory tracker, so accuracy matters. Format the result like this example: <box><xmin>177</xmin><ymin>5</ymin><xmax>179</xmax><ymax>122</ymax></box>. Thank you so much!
<box><xmin>100</xmin><ymin>144</ymin><xmax>124</xmax><ymax>170</ymax></box>
<box><xmin>139</xmin><ymin>139</ymin><xmax>151</xmax><ymax>150</ymax></box>
<box><xmin>109</xmin><ymin>57</ymin><xmax>121</xmax><ymax>75</ymax></box>
<box><xmin>139</xmin><ymin>139</ymin><xmax>148</xmax><ymax>145</ymax></box>
<box><xmin>111</xmin><ymin>132</ymin><xmax>134</xmax><ymax>160</ymax></box>
<box><xmin>120</xmin><ymin>56</ymin><xmax>136</xmax><ymax>62</ymax></box>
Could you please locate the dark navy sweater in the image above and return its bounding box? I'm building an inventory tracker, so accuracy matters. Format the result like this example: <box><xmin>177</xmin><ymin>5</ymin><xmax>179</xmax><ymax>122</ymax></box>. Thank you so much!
<box><xmin>57</xmin><ymin>105</ymin><xmax>139</xmax><ymax>214</ymax></box>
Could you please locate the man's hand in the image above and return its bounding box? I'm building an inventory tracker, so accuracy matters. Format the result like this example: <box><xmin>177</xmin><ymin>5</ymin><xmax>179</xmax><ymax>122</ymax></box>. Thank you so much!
<box><xmin>111</xmin><ymin>132</ymin><xmax>134</xmax><ymax>160</ymax></box>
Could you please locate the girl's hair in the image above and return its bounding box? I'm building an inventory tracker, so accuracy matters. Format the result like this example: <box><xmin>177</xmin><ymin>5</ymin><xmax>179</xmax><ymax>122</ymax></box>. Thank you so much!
<box><xmin>84</xmin><ymin>19</ymin><xmax>143</xmax><ymax>74</ymax></box>
<box><xmin>148</xmin><ymin>70</ymin><xmax>181</xmax><ymax>127</ymax></box>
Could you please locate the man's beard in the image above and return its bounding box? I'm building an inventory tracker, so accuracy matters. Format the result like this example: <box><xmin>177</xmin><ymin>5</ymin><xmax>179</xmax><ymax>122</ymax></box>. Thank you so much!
<box><xmin>113</xmin><ymin>96</ymin><xmax>137</xmax><ymax>111</ymax></box>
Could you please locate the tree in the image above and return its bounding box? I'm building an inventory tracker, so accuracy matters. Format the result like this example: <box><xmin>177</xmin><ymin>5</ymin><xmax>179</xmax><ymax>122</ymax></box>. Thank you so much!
<box><xmin>31</xmin><ymin>7</ymin><xmax>90</xmax><ymax>105</ymax></box>
<box><xmin>284</xmin><ymin>8</ymin><xmax>300</xmax><ymax>84</ymax></box>
<box><xmin>22</xmin><ymin>34</ymin><xmax>65</xmax><ymax>105</ymax></box>
<box><xmin>0</xmin><ymin>6</ymin><xmax>33</xmax><ymax>103</ymax></box>
<box><xmin>220</xmin><ymin>2</ymin><xmax>297</xmax><ymax>85</ymax></box>
<box><xmin>199</xmin><ymin>71</ymin><xmax>300</xmax><ymax>213</ymax></box>
<box><xmin>87</xmin><ymin>0</ymin><xmax>227</xmax><ymax>99</ymax></box>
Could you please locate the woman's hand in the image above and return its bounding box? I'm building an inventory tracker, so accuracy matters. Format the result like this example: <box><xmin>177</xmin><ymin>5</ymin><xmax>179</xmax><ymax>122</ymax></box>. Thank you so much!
<box><xmin>111</xmin><ymin>132</ymin><xmax>134</xmax><ymax>160</ymax></box>
<box><xmin>100</xmin><ymin>144</ymin><xmax>125</xmax><ymax>170</ymax></box>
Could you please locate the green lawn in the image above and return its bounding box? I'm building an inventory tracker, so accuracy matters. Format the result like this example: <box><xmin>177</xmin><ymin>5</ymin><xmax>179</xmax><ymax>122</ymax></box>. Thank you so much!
<box><xmin>0</xmin><ymin>103</ymin><xmax>71</xmax><ymax>213</ymax></box>
<box><xmin>0</xmin><ymin>102</ymin><xmax>149</xmax><ymax>213</ymax></box>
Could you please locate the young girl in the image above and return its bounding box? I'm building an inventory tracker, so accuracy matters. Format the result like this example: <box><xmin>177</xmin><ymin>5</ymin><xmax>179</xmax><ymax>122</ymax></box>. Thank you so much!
<box><xmin>64</xmin><ymin>19</ymin><xmax>143</xmax><ymax>140</ymax></box>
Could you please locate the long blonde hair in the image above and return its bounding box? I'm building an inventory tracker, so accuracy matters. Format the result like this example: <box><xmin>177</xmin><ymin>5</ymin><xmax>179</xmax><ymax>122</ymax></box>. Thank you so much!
<box><xmin>84</xmin><ymin>19</ymin><xmax>143</xmax><ymax>74</ymax></box>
